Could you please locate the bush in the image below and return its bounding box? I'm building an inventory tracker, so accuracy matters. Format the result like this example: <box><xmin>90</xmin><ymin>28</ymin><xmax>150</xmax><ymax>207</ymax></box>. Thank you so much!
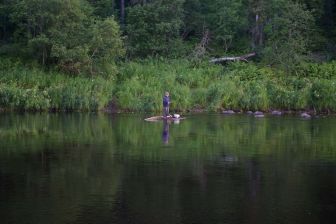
<box><xmin>310</xmin><ymin>79</ymin><xmax>336</xmax><ymax>112</ymax></box>
<box><xmin>297</xmin><ymin>62</ymin><xmax>336</xmax><ymax>79</ymax></box>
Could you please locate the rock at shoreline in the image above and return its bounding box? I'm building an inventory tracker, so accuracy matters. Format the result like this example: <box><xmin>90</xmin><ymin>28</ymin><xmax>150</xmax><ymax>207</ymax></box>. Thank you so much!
<box><xmin>255</xmin><ymin>114</ymin><xmax>265</xmax><ymax>118</ymax></box>
<box><xmin>254</xmin><ymin>111</ymin><xmax>264</xmax><ymax>115</ymax></box>
<box><xmin>271</xmin><ymin>110</ymin><xmax>282</xmax><ymax>116</ymax></box>
<box><xmin>246</xmin><ymin>111</ymin><xmax>253</xmax><ymax>115</ymax></box>
<box><xmin>191</xmin><ymin>109</ymin><xmax>204</xmax><ymax>113</ymax></box>
<box><xmin>223</xmin><ymin>110</ymin><xmax>235</xmax><ymax>115</ymax></box>
<box><xmin>189</xmin><ymin>106</ymin><xmax>205</xmax><ymax>113</ymax></box>
<box><xmin>301</xmin><ymin>112</ymin><xmax>311</xmax><ymax>119</ymax></box>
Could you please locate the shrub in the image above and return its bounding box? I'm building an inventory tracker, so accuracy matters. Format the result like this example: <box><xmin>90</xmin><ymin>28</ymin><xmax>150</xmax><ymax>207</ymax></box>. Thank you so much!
<box><xmin>310</xmin><ymin>79</ymin><xmax>336</xmax><ymax>112</ymax></box>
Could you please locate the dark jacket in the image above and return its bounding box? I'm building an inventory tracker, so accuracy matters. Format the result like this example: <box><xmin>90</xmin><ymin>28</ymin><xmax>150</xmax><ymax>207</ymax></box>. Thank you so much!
<box><xmin>163</xmin><ymin>96</ymin><xmax>170</xmax><ymax>107</ymax></box>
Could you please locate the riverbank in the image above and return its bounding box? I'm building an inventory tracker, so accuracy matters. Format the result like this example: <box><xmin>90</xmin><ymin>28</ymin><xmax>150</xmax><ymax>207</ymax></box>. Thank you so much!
<box><xmin>1</xmin><ymin>58</ymin><xmax>336</xmax><ymax>113</ymax></box>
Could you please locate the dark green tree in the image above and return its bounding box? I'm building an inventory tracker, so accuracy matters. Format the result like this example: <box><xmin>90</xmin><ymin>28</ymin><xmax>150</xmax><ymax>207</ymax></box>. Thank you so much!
<box><xmin>126</xmin><ymin>0</ymin><xmax>185</xmax><ymax>57</ymax></box>
<box><xmin>183</xmin><ymin>0</ymin><xmax>248</xmax><ymax>55</ymax></box>
<box><xmin>87</xmin><ymin>0</ymin><xmax>116</xmax><ymax>17</ymax></box>
<box><xmin>262</xmin><ymin>1</ymin><xmax>316</xmax><ymax>70</ymax></box>
<box><xmin>1</xmin><ymin>0</ymin><xmax>124</xmax><ymax>75</ymax></box>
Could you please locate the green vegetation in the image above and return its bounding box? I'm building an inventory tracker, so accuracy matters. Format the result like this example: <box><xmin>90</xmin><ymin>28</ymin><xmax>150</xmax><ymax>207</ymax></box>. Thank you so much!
<box><xmin>0</xmin><ymin>59</ymin><xmax>113</xmax><ymax>111</ymax></box>
<box><xmin>0</xmin><ymin>0</ymin><xmax>336</xmax><ymax>112</ymax></box>
<box><xmin>115</xmin><ymin>59</ymin><xmax>336</xmax><ymax>112</ymax></box>
<box><xmin>0</xmin><ymin>0</ymin><xmax>124</xmax><ymax>75</ymax></box>
<box><xmin>1</xmin><ymin>58</ymin><xmax>336</xmax><ymax>112</ymax></box>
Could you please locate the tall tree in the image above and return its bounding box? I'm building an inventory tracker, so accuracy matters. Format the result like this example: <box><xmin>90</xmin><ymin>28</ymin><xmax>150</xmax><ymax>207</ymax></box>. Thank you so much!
<box><xmin>322</xmin><ymin>0</ymin><xmax>336</xmax><ymax>36</ymax></box>
<box><xmin>87</xmin><ymin>0</ymin><xmax>116</xmax><ymax>17</ymax></box>
<box><xmin>120</xmin><ymin>0</ymin><xmax>125</xmax><ymax>28</ymax></box>
<box><xmin>246</xmin><ymin>0</ymin><xmax>286</xmax><ymax>50</ymax></box>
<box><xmin>0</xmin><ymin>0</ymin><xmax>11</xmax><ymax>42</ymax></box>
<box><xmin>182</xmin><ymin>0</ymin><xmax>248</xmax><ymax>56</ymax></box>
<box><xmin>262</xmin><ymin>1</ymin><xmax>315</xmax><ymax>70</ymax></box>
<box><xmin>3</xmin><ymin>0</ymin><xmax>124</xmax><ymax>74</ymax></box>
<box><xmin>126</xmin><ymin>0</ymin><xmax>185</xmax><ymax>57</ymax></box>
<box><xmin>204</xmin><ymin>0</ymin><xmax>247</xmax><ymax>53</ymax></box>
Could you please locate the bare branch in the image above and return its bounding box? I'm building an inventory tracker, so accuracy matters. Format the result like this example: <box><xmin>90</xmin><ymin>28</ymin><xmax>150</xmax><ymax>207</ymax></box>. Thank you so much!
<box><xmin>209</xmin><ymin>52</ymin><xmax>256</xmax><ymax>63</ymax></box>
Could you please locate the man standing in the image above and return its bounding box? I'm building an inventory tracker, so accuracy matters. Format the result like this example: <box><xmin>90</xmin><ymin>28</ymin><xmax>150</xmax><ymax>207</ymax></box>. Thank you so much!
<box><xmin>162</xmin><ymin>91</ymin><xmax>170</xmax><ymax>118</ymax></box>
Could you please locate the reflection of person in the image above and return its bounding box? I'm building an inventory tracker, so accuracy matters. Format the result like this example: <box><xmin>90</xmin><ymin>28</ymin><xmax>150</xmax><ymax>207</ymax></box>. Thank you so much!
<box><xmin>162</xmin><ymin>91</ymin><xmax>170</xmax><ymax>118</ymax></box>
<box><xmin>162</xmin><ymin>120</ymin><xmax>170</xmax><ymax>144</ymax></box>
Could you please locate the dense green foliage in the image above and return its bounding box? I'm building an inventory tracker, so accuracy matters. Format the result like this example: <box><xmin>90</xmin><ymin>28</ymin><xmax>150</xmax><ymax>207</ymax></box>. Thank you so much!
<box><xmin>126</xmin><ymin>0</ymin><xmax>185</xmax><ymax>57</ymax></box>
<box><xmin>0</xmin><ymin>59</ymin><xmax>113</xmax><ymax>111</ymax></box>
<box><xmin>1</xmin><ymin>58</ymin><xmax>336</xmax><ymax>112</ymax></box>
<box><xmin>1</xmin><ymin>0</ymin><xmax>336</xmax><ymax>65</ymax></box>
<box><xmin>0</xmin><ymin>0</ymin><xmax>124</xmax><ymax>75</ymax></box>
<box><xmin>262</xmin><ymin>1</ymin><xmax>316</xmax><ymax>70</ymax></box>
<box><xmin>115</xmin><ymin>59</ymin><xmax>336</xmax><ymax>112</ymax></box>
<box><xmin>1</xmin><ymin>0</ymin><xmax>336</xmax><ymax>112</ymax></box>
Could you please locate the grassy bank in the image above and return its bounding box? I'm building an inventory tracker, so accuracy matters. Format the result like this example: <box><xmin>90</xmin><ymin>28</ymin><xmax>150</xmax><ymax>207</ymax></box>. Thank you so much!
<box><xmin>115</xmin><ymin>59</ymin><xmax>336</xmax><ymax>113</ymax></box>
<box><xmin>0</xmin><ymin>58</ymin><xmax>113</xmax><ymax>111</ymax></box>
<box><xmin>1</xmin><ymin>58</ymin><xmax>336</xmax><ymax>113</ymax></box>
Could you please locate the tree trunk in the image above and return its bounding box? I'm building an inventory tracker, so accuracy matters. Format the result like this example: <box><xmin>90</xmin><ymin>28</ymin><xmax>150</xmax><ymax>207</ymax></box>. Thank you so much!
<box><xmin>324</xmin><ymin>0</ymin><xmax>335</xmax><ymax>30</ymax></box>
<box><xmin>209</xmin><ymin>52</ymin><xmax>256</xmax><ymax>63</ymax></box>
<box><xmin>120</xmin><ymin>0</ymin><xmax>125</xmax><ymax>28</ymax></box>
<box><xmin>249</xmin><ymin>0</ymin><xmax>265</xmax><ymax>49</ymax></box>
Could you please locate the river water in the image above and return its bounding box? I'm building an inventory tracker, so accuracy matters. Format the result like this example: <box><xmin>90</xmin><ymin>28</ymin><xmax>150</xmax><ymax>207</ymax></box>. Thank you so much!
<box><xmin>0</xmin><ymin>113</ymin><xmax>335</xmax><ymax>224</ymax></box>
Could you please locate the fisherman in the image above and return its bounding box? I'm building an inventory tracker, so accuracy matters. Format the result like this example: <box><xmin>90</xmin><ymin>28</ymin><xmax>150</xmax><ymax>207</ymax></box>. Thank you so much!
<box><xmin>162</xmin><ymin>91</ymin><xmax>170</xmax><ymax>118</ymax></box>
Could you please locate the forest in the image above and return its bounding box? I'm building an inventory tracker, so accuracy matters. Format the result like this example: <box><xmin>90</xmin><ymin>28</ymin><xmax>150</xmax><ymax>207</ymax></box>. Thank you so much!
<box><xmin>0</xmin><ymin>0</ymin><xmax>336</xmax><ymax>112</ymax></box>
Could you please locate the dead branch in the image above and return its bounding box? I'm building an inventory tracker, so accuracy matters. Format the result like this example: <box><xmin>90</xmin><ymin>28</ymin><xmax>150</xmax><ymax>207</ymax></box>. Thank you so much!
<box><xmin>191</xmin><ymin>29</ymin><xmax>210</xmax><ymax>59</ymax></box>
<box><xmin>209</xmin><ymin>52</ymin><xmax>256</xmax><ymax>63</ymax></box>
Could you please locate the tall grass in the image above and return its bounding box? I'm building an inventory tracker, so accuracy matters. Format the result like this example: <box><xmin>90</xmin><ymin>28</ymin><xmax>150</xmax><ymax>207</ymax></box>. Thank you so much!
<box><xmin>0</xmin><ymin>58</ymin><xmax>113</xmax><ymax>111</ymax></box>
<box><xmin>115</xmin><ymin>59</ymin><xmax>336</xmax><ymax>113</ymax></box>
<box><xmin>115</xmin><ymin>59</ymin><xmax>219</xmax><ymax>112</ymax></box>
<box><xmin>1</xmin><ymin>57</ymin><xmax>336</xmax><ymax>112</ymax></box>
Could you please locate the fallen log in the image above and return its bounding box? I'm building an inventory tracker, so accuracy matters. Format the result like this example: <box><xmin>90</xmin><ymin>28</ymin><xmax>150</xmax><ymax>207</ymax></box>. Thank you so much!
<box><xmin>209</xmin><ymin>52</ymin><xmax>256</xmax><ymax>63</ymax></box>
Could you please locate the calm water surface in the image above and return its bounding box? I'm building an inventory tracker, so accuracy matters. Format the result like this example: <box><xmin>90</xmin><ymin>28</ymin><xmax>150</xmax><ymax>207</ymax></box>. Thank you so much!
<box><xmin>0</xmin><ymin>113</ymin><xmax>336</xmax><ymax>224</ymax></box>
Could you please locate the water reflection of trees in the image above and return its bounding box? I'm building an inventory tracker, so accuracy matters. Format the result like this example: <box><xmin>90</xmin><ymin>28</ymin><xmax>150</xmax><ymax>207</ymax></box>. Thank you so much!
<box><xmin>0</xmin><ymin>114</ymin><xmax>122</xmax><ymax>223</ymax></box>
<box><xmin>1</xmin><ymin>114</ymin><xmax>336</xmax><ymax>223</ymax></box>
<box><xmin>1</xmin><ymin>114</ymin><xmax>336</xmax><ymax>159</ymax></box>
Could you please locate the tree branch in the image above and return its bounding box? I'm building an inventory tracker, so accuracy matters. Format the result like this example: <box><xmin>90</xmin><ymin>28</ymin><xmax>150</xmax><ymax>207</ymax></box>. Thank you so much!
<box><xmin>209</xmin><ymin>52</ymin><xmax>256</xmax><ymax>63</ymax></box>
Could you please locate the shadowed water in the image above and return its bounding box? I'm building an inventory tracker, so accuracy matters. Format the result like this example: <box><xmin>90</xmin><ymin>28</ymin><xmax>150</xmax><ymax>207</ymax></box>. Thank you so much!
<box><xmin>0</xmin><ymin>113</ymin><xmax>336</xmax><ymax>224</ymax></box>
